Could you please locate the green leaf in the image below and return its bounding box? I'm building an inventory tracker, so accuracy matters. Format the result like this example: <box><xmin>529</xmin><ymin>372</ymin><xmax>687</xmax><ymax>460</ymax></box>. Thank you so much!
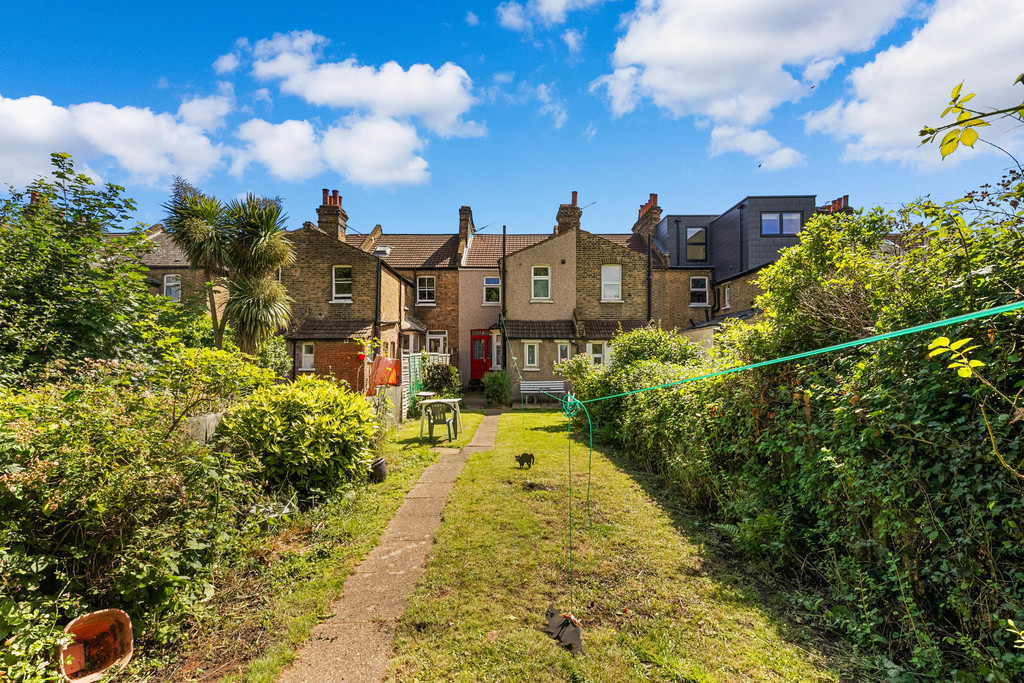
<box><xmin>940</xmin><ymin>130</ymin><xmax>960</xmax><ymax>158</ymax></box>
<box><xmin>959</xmin><ymin>93</ymin><xmax>975</xmax><ymax>105</ymax></box>
<box><xmin>928</xmin><ymin>337</ymin><xmax>950</xmax><ymax>349</ymax></box>
<box><xmin>951</xmin><ymin>82</ymin><xmax>962</xmax><ymax>100</ymax></box>
<box><xmin>960</xmin><ymin>127</ymin><xmax>979</xmax><ymax>147</ymax></box>
<box><xmin>957</xmin><ymin>110</ymin><xmax>972</xmax><ymax>123</ymax></box>
<box><xmin>957</xmin><ymin>366</ymin><xmax>973</xmax><ymax>378</ymax></box>
<box><xmin>949</xmin><ymin>338</ymin><xmax>973</xmax><ymax>351</ymax></box>
<box><xmin>968</xmin><ymin>360</ymin><xmax>985</xmax><ymax>368</ymax></box>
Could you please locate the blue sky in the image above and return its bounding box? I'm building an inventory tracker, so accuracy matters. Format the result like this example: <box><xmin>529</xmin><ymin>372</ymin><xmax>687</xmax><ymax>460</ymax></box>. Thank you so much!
<box><xmin>1</xmin><ymin>0</ymin><xmax>1022</xmax><ymax>236</ymax></box>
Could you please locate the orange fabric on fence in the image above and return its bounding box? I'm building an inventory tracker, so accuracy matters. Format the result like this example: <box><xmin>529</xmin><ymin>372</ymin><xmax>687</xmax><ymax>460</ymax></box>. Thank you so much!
<box><xmin>366</xmin><ymin>357</ymin><xmax>399</xmax><ymax>395</ymax></box>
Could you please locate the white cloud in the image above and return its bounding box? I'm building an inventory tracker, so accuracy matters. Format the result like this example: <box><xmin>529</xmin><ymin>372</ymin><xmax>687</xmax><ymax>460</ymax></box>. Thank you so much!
<box><xmin>591</xmin><ymin>0</ymin><xmax>913</xmax><ymax>165</ymax></box>
<box><xmin>178</xmin><ymin>95</ymin><xmax>232</xmax><ymax>132</ymax></box>
<box><xmin>253</xmin><ymin>88</ymin><xmax>273</xmax><ymax>105</ymax></box>
<box><xmin>531</xmin><ymin>0</ymin><xmax>606</xmax><ymax>24</ymax></box>
<box><xmin>466</xmin><ymin>10</ymin><xmax>480</xmax><ymax>25</ymax></box>
<box><xmin>536</xmin><ymin>83</ymin><xmax>568</xmax><ymax>128</ymax></box>
<box><xmin>498</xmin><ymin>2</ymin><xmax>532</xmax><ymax>31</ymax></box>
<box><xmin>583</xmin><ymin>121</ymin><xmax>597</xmax><ymax>140</ymax></box>
<box><xmin>710</xmin><ymin>125</ymin><xmax>805</xmax><ymax>169</ymax></box>
<box><xmin>250</xmin><ymin>30</ymin><xmax>485</xmax><ymax>138</ymax></box>
<box><xmin>235</xmin><ymin>119</ymin><xmax>324</xmax><ymax>181</ymax></box>
<box><xmin>562</xmin><ymin>28</ymin><xmax>584</xmax><ymax>54</ymax></box>
<box><xmin>493</xmin><ymin>71</ymin><xmax>515</xmax><ymax>84</ymax></box>
<box><xmin>213</xmin><ymin>52</ymin><xmax>240</xmax><ymax>74</ymax></box>
<box><xmin>0</xmin><ymin>93</ymin><xmax>223</xmax><ymax>187</ymax></box>
<box><xmin>322</xmin><ymin>117</ymin><xmax>428</xmax><ymax>185</ymax></box>
<box><xmin>805</xmin><ymin>0</ymin><xmax>1024</xmax><ymax>165</ymax></box>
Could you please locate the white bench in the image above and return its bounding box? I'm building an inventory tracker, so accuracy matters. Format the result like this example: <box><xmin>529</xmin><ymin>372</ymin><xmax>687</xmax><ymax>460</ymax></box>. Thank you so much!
<box><xmin>519</xmin><ymin>380</ymin><xmax>566</xmax><ymax>403</ymax></box>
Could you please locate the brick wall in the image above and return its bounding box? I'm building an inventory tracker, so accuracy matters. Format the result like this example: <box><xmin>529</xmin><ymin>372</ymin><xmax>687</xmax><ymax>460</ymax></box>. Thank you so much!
<box><xmin>401</xmin><ymin>268</ymin><xmax>459</xmax><ymax>357</ymax></box>
<box><xmin>574</xmin><ymin>231</ymin><xmax>649</xmax><ymax>322</ymax></box>
<box><xmin>717</xmin><ymin>271</ymin><xmax>762</xmax><ymax>313</ymax></box>
<box><xmin>291</xmin><ymin>339</ymin><xmax>367</xmax><ymax>391</ymax></box>
<box><xmin>282</xmin><ymin>226</ymin><xmax>380</xmax><ymax>325</ymax></box>
<box><xmin>145</xmin><ymin>266</ymin><xmax>227</xmax><ymax>313</ymax></box>
<box><xmin>662</xmin><ymin>268</ymin><xmax>714</xmax><ymax>330</ymax></box>
<box><xmin>504</xmin><ymin>229</ymin><xmax>576</xmax><ymax>321</ymax></box>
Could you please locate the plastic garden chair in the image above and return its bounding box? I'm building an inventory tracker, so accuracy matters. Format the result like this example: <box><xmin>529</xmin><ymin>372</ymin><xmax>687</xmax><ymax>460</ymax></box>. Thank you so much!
<box><xmin>427</xmin><ymin>402</ymin><xmax>457</xmax><ymax>442</ymax></box>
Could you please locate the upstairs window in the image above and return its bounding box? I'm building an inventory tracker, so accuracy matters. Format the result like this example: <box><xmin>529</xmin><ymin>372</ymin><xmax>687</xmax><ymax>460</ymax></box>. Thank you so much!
<box><xmin>483</xmin><ymin>276</ymin><xmax>501</xmax><ymax>305</ymax></box>
<box><xmin>332</xmin><ymin>265</ymin><xmax>352</xmax><ymax>301</ymax></box>
<box><xmin>532</xmin><ymin>265</ymin><xmax>551</xmax><ymax>300</ymax></box>
<box><xmin>724</xmin><ymin>285</ymin><xmax>731</xmax><ymax>309</ymax></box>
<box><xmin>686</xmin><ymin>227</ymin><xmax>707</xmax><ymax>261</ymax></box>
<box><xmin>601</xmin><ymin>264</ymin><xmax>622</xmax><ymax>301</ymax></box>
<box><xmin>761</xmin><ymin>212</ymin><xmax>802</xmax><ymax>236</ymax></box>
<box><xmin>163</xmin><ymin>274</ymin><xmax>181</xmax><ymax>302</ymax></box>
<box><xmin>417</xmin><ymin>276</ymin><xmax>436</xmax><ymax>304</ymax></box>
<box><xmin>690</xmin><ymin>276</ymin><xmax>708</xmax><ymax>306</ymax></box>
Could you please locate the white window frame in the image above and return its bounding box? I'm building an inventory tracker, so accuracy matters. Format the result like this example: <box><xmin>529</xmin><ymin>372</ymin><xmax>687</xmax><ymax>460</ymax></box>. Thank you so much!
<box><xmin>491</xmin><ymin>330</ymin><xmax>503</xmax><ymax>369</ymax></box>
<box><xmin>332</xmin><ymin>265</ymin><xmax>352</xmax><ymax>302</ymax></box>
<box><xmin>163</xmin><ymin>274</ymin><xmax>181</xmax><ymax>302</ymax></box>
<box><xmin>601</xmin><ymin>264</ymin><xmax>622</xmax><ymax>302</ymax></box>
<box><xmin>417</xmin><ymin>276</ymin><xmax>436</xmax><ymax>305</ymax></box>
<box><xmin>531</xmin><ymin>265</ymin><xmax>551</xmax><ymax>301</ymax></box>
<box><xmin>404</xmin><ymin>333</ymin><xmax>419</xmax><ymax>355</ymax></box>
<box><xmin>556</xmin><ymin>340</ymin><xmax>571</xmax><ymax>364</ymax></box>
<box><xmin>299</xmin><ymin>342</ymin><xmax>315</xmax><ymax>371</ymax></box>
<box><xmin>586</xmin><ymin>341</ymin><xmax>610</xmax><ymax>366</ymax></box>
<box><xmin>426</xmin><ymin>330</ymin><xmax>447</xmax><ymax>354</ymax></box>
<box><xmin>724</xmin><ymin>285</ymin><xmax>731</xmax><ymax>309</ymax></box>
<box><xmin>690</xmin><ymin>276</ymin><xmax>709</xmax><ymax>307</ymax></box>
<box><xmin>523</xmin><ymin>341</ymin><xmax>540</xmax><ymax>371</ymax></box>
<box><xmin>483</xmin><ymin>276</ymin><xmax>501</xmax><ymax>306</ymax></box>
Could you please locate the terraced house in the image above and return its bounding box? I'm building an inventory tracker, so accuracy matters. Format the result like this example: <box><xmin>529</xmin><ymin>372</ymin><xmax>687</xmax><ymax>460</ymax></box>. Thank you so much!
<box><xmin>499</xmin><ymin>192</ymin><xmax>667</xmax><ymax>399</ymax></box>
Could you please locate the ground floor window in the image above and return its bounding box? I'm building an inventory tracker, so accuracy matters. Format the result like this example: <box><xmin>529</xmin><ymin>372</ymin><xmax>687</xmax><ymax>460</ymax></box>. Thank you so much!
<box><xmin>556</xmin><ymin>341</ymin><xmax>571</xmax><ymax>364</ymax></box>
<box><xmin>164</xmin><ymin>274</ymin><xmax>181</xmax><ymax>301</ymax></box>
<box><xmin>300</xmin><ymin>342</ymin><xmax>314</xmax><ymax>370</ymax></box>
<box><xmin>523</xmin><ymin>341</ymin><xmax>539</xmax><ymax>370</ymax></box>
<box><xmin>587</xmin><ymin>341</ymin><xmax>611</xmax><ymax>365</ymax></box>
<box><xmin>491</xmin><ymin>331</ymin><xmax>503</xmax><ymax>369</ymax></box>
<box><xmin>427</xmin><ymin>330</ymin><xmax>447</xmax><ymax>354</ymax></box>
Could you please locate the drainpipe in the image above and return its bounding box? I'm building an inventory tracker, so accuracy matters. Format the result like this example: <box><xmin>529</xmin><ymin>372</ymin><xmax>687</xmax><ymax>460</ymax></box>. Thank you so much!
<box><xmin>372</xmin><ymin>260</ymin><xmax>382</xmax><ymax>394</ymax></box>
<box><xmin>501</xmin><ymin>225</ymin><xmax>507</xmax><ymax>371</ymax></box>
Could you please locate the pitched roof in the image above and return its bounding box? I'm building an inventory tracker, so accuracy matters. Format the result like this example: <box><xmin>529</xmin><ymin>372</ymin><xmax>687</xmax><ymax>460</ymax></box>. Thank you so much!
<box><xmin>462</xmin><ymin>233</ymin><xmax>549</xmax><ymax>268</ymax></box>
<box><xmin>286</xmin><ymin>319</ymin><xmax>374</xmax><ymax>340</ymax></box>
<box><xmin>374</xmin><ymin>234</ymin><xmax>460</xmax><ymax>269</ymax></box>
<box><xmin>577</xmin><ymin>318</ymin><xmax>649</xmax><ymax>339</ymax></box>
<box><xmin>504</xmin><ymin>320</ymin><xmax>576</xmax><ymax>339</ymax></box>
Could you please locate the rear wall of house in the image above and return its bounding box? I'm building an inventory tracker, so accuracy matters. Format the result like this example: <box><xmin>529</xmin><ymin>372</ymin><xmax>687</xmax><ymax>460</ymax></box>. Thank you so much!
<box><xmin>458</xmin><ymin>268</ymin><xmax>502</xmax><ymax>383</ymax></box>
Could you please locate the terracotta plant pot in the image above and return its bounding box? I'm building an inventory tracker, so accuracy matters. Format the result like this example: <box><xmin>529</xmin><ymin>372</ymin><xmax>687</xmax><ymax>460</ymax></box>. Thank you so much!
<box><xmin>58</xmin><ymin>609</ymin><xmax>133</xmax><ymax>682</ymax></box>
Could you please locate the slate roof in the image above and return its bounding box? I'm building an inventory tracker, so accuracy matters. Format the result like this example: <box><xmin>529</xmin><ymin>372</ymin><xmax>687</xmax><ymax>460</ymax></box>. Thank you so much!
<box><xmin>141</xmin><ymin>228</ymin><xmax>191</xmax><ymax>268</ymax></box>
<box><xmin>577</xmin><ymin>319</ymin><xmax>649</xmax><ymax>339</ymax></box>
<box><xmin>600</xmin><ymin>233</ymin><xmax>668</xmax><ymax>267</ymax></box>
<box><xmin>462</xmin><ymin>233</ymin><xmax>549</xmax><ymax>268</ymax></box>
<box><xmin>286</xmin><ymin>319</ymin><xmax>374</xmax><ymax>340</ymax></box>
<box><xmin>504</xmin><ymin>320</ymin><xmax>576</xmax><ymax>339</ymax></box>
<box><xmin>374</xmin><ymin>234</ymin><xmax>460</xmax><ymax>269</ymax></box>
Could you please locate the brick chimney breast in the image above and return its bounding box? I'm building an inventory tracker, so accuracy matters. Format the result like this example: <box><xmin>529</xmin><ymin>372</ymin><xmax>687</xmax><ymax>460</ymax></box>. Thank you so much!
<box><xmin>458</xmin><ymin>205</ymin><xmax>475</xmax><ymax>243</ymax></box>
<box><xmin>317</xmin><ymin>188</ymin><xmax>348</xmax><ymax>240</ymax></box>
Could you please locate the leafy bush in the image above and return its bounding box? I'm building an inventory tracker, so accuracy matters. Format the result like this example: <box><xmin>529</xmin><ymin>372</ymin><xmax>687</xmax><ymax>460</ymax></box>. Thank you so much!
<box><xmin>483</xmin><ymin>369</ymin><xmax>511</xmax><ymax>407</ymax></box>
<box><xmin>422</xmin><ymin>361</ymin><xmax>461</xmax><ymax>398</ymax></box>
<box><xmin>218</xmin><ymin>375</ymin><xmax>379</xmax><ymax>496</ymax></box>
<box><xmin>564</xmin><ymin>174</ymin><xmax>1024</xmax><ymax>678</ymax></box>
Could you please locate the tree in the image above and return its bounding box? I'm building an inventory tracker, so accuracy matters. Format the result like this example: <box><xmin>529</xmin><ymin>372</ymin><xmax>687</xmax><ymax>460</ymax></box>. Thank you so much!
<box><xmin>0</xmin><ymin>153</ymin><xmax>171</xmax><ymax>381</ymax></box>
<box><xmin>163</xmin><ymin>183</ymin><xmax>294</xmax><ymax>355</ymax></box>
<box><xmin>920</xmin><ymin>75</ymin><xmax>1024</xmax><ymax>164</ymax></box>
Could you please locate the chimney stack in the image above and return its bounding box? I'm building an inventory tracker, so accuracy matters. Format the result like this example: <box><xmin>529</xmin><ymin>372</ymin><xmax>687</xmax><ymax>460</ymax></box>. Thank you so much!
<box><xmin>631</xmin><ymin>192</ymin><xmax>662</xmax><ymax>235</ymax></box>
<box><xmin>554</xmin><ymin>190</ymin><xmax>582</xmax><ymax>234</ymax></box>
<box><xmin>317</xmin><ymin>187</ymin><xmax>348</xmax><ymax>240</ymax></box>
<box><xmin>458</xmin><ymin>205</ymin><xmax>475</xmax><ymax>242</ymax></box>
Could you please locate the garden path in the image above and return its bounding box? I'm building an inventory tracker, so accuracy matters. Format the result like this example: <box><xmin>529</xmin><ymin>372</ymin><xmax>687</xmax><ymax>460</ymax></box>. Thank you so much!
<box><xmin>276</xmin><ymin>408</ymin><xmax>500</xmax><ymax>683</ymax></box>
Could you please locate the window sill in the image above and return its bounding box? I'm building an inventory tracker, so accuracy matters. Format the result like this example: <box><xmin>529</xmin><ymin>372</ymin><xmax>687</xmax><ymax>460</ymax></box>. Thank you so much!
<box><xmin>523</xmin><ymin>367</ymin><xmax>541</xmax><ymax>372</ymax></box>
<box><xmin>329</xmin><ymin>298</ymin><xmax>352</xmax><ymax>304</ymax></box>
<box><xmin>417</xmin><ymin>302</ymin><xmax>436</xmax><ymax>307</ymax></box>
<box><xmin>689</xmin><ymin>303</ymin><xmax>710</xmax><ymax>308</ymax></box>
<box><xmin>298</xmin><ymin>367</ymin><xmax>315</xmax><ymax>372</ymax></box>
<box><xmin>530</xmin><ymin>298</ymin><xmax>554</xmax><ymax>304</ymax></box>
<box><xmin>482</xmin><ymin>302</ymin><xmax>501</xmax><ymax>307</ymax></box>
<box><xmin>600</xmin><ymin>298</ymin><xmax>624</xmax><ymax>304</ymax></box>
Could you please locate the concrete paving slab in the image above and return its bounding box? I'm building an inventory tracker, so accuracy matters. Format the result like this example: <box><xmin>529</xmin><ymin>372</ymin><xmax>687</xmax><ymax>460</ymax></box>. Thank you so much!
<box><xmin>277</xmin><ymin>411</ymin><xmax>501</xmax><ymax>683</ymax></box>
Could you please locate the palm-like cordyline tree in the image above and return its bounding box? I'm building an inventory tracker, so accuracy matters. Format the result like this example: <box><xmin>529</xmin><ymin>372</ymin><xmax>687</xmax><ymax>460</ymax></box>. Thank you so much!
<box><xmin>224</xmin><ymin>194</ymin><xmax>294</xmax><ymax>354</ymax></box>
<box><xmin>163</xmin><ymin>182</ymin><xmax>293</xmax><ymax>356</ymax></box>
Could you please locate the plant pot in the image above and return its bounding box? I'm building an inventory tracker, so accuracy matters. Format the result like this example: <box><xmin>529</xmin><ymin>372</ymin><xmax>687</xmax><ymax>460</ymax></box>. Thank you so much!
<box><xmin>58</xmin><ymin>609</ymin><xmax>132</xmax><ymax>682</ymax></box>
<box><xmin>370</xmin><ymin>457</ymin><xmax>387</xmax><ymax>483</ymax></box>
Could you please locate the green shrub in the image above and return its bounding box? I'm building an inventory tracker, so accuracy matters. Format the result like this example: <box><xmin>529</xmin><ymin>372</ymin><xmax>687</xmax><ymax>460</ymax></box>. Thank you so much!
<box><xmin>0</xmin><ymin>374</ymin><xmax>261</xmax><ymax>679</ymax></box>
<box><xmin>483</xmin><ymin>369</ymin><xmax>511</xmax><ymax>407</ymax></box>
<box><xmin>422</xmin><ymin>361</ymin><xmax>461</xmax><ymax>398</ymax></box>
<box><xmin>218</xmin><ymin>375</ymin><xmax>378</xmax><ymax>496</ymax></box>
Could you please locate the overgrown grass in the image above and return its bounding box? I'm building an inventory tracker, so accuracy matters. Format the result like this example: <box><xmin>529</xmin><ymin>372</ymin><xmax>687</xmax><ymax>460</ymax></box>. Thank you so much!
<box><xmin>388</xmin><ymin>410</ymin><xmax>847</xmax><ymax>681</ymax></box>
<box><xmin>129</xmin><ymin>414</ymin><xmax>479</xmax><ymax>682</ymax></box>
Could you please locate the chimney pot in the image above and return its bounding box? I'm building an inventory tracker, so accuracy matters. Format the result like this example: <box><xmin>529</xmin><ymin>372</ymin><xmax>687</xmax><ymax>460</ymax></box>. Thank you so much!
<box><xmin>650</xmin><ymin>193</ymin><xmax>657</xmax><ymax>205</ymax></box>
<box><xmin>331</xmin><ymin>189</ymin><xmax>338</xmax><ymax>206</ymax></box>
<box><xmin>322</xmin><ymin>188</ymin><xmax>329</xmax><ymax>205</ymax></box>
<box><xmin>571</xmin><ymin>191</ymin><xmax>577</xmax><ymax>207</ymax></box>
<box><xmin>843</xmin><ymin>194</ymin><xmax>849</xmax><ymax>209</ymax></box>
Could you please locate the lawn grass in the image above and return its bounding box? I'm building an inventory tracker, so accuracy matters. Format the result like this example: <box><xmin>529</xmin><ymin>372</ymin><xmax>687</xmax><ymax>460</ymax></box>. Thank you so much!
<box><xmin>392</xmin><ymin>408</ymin><xmax>486</xmax><ymax>451</ymax></box>
<box><xmin>138</xmin><ymin>413</ymin><xmax>481</xmax><ymax>682</ymax></box>
<box><xmin>388</xmin><ymin>409</ymin><xmax>846</xmax><ymax>682</ymax></box>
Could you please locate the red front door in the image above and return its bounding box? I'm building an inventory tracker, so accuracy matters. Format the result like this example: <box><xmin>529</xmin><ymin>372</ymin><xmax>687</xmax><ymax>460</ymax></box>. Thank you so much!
<box><xmin>470</xmin><ymin>331</ymin><xmax>490</xmax><ymax>380</ymax></box>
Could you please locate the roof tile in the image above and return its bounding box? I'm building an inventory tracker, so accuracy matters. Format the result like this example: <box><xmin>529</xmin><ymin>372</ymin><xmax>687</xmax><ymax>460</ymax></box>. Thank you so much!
<box><xmin>504</xmin><ymin>320</ymin><xmax>576</xmax><ymax>339</ymax></box>
<box><xmin>463</xmin><ymin>233</ymin><xmax>549</xmax><ymax>268</ymax></box>
<box><xmin>375</xmin><ymin>234</ymin><xmax>460</xmax><ymax>269</ymax></box>
<box><xmin>286</xmin><ymin>319</ymin><xmax>374</xmax><ymax>340</ymax></box>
